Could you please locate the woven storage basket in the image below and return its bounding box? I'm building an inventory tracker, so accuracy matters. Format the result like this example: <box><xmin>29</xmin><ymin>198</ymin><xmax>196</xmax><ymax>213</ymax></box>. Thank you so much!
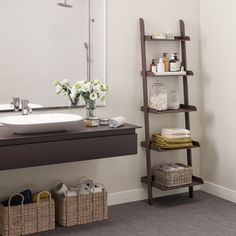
<box><xmin>0</xmin><ymin>191</ymin><xmax>55</xmax><ymax>236</ymax></box>
<box><xmin>53</xmin><ymin>186</ymin><xmax>108</xmax><ymax>227</ymax></box>
<box><xmin>154</xmin><ymin>163</ymin><xmax>193</xmax><ymax>187</ymax></box>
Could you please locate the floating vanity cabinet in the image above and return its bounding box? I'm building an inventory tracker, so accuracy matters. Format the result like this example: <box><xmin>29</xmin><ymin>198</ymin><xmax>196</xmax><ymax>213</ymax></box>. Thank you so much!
<box><xmin>0</xmin><ymin>124</ymin><xmax>139</xmax><ymax>171</ymax></box>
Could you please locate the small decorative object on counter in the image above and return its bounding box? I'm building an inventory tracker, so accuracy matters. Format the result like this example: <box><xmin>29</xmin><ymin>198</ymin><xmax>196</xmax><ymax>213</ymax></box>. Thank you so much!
<box><xmin>157</xmin><ymin>58</ymin><xmax>165</xmax><ymax>73</ymax></box>
<box><xmin>53</xmin><ymin>177</ymin><xmax>108</xmax><ymax>227</ymax></box>
<box><xmin>0</xmin><ymin>191</ymin><xmax>55</xmax><ymax>236</ymax></box>
<box><xmin>84</xmin><ymin>117</ymin><xmax>100</xmax><ymax>127</ymax></box>
<box><xmin>149</xmin><ymin>81</ymin><xmax>168</xmax><ymax>111</ymax></box>
<box><xmin>150</xmin><ymin>59</ymin><xmax>157</xmax><ymax>73</ymax></box>
<box><xmin>109</xmin><ymin>116</ymin><xmax>126</xmax><ymax>128</ymax></box>
<box><xmin>154</xmin><ymin>163</ymin><xmax>193</xmax><ymax>187</ymax></box>
<box><xmin>162</xmin><ymin>53</ymin><xmax>169</xmax><ymax>72</ymax></box>
<box><xmin>168</xmin><ymin>90</ymin><xmax>180</xmax><ymax>109</ymax></box>
<box><xmin>169</xmin><ymin>53</ymin><xmax>181</xmax><ymax>72</ymax></box>
<box><xmin>100</xmin><ymin>118</ymin><xmax>109</xmax><ymax>126</ymax></box>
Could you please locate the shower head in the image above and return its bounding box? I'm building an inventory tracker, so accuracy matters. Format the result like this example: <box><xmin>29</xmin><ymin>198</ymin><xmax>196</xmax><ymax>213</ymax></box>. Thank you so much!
<box><xmin>57</xmin><ymin>0</ymin><xmax>72</xmax><ymax>8</ymax></box>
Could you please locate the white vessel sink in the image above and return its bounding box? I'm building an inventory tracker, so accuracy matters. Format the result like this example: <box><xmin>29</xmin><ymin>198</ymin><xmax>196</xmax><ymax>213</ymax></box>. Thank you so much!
<box><xmin>0</xmin><ymin>113</ymin><xmax>84</xmax><ymax>134</ymax></box>
<box><xmin>0</xmin><ymin>103</ymin><xmax>42</xmax><ymax>111</ymax></box>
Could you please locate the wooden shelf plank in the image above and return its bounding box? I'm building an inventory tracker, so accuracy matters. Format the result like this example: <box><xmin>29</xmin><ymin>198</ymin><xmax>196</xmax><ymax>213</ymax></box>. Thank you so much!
<box><xmin>141</xmin><ymin>176</ymin><xmax>204</xmax><ymax>191</ymax></box>
<box><xmin>145</xmin><ymin>35</ymin><xmax>190</xmax><ymax>41</ymax></box>
<box><xmin>141</xmin><ymin>141</ymin><xmax>200</xmax><ymax>152</ymax></box>
<box><xmin>141</xmin><ymin>71</ymin><xmax>194</xmax><ymax>77</ymax></box>
<box><xmin>141</xmin><ymin>104</ymin><xmax>197</xmax><ymax>114</ymax></box>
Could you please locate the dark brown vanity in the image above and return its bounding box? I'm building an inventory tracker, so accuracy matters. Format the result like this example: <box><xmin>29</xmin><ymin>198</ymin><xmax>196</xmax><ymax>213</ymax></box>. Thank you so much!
<box><xmin>0</xmin><ymin>124</ymin><xmax>139</xmax><ymax>171</ymax></box>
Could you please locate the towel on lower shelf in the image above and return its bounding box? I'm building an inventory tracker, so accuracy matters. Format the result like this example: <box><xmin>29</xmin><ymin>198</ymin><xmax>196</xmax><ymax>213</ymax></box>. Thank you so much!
<box><xmin>161</xmin><ymin>128</ymin><xmax>191</xmax><ymax>139</ymax></box>
<box><xmin>152</xmin><ymin>134</ymin><xmax>193</xmax><ymax>149</ymax></box>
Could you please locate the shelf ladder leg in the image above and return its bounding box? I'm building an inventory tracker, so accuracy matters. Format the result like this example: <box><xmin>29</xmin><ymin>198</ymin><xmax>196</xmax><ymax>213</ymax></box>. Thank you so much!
<box><xmin>180</xmin><ymin>19</ymin><xmax>194</xmax><ymax>199</ymax></box>
<box><xmin>140</xmin><ymin>18</ymin><xmax>153</xmax><ymax>205</ymax></box>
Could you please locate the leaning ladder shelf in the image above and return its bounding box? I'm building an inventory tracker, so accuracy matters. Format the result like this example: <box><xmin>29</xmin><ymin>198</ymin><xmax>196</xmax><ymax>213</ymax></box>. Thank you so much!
<box><xmin>139</xmin><ymin>18</ymin><xmax>204</xmax><ymax>205</ymax></box>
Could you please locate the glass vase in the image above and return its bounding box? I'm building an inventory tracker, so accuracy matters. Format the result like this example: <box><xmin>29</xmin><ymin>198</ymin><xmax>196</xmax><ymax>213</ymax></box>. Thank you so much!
<box><xmin>85</xmin><ymin>99</ymin><xmax>96</xmax><ymax>118</ymax></box>
<box><xmin>69</xmin><ymin>95</ymin><xmax>79</xmax><ymax>107</ymax></box>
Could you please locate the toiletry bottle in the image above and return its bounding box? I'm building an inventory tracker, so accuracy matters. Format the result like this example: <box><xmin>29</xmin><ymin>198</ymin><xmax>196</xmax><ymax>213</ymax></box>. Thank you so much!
<box><xmin>150</xmin><ymin>59</ymin><xmax>157</xmax><ymax>73</ymax></box>
<box><xmin>169</xmin><ymin>53</ymin><xmax>181</xmax><ymax>72</ymax></box>
<box><xmin>162</xmin><ymin>53</ymin><xmax>169</xmax><ymax>72</ymax></box>
<box><xmin>157</xmin><ymin>58</ymin><xmax>165</xmax><ymax>73</ymax></box>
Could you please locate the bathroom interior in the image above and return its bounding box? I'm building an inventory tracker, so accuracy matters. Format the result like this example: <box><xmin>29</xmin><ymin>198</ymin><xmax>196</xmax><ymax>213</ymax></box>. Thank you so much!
<box><xmin>0</xmin><ymin>0</ymin><xmax>235</xmax><ymax>235</ymax></box>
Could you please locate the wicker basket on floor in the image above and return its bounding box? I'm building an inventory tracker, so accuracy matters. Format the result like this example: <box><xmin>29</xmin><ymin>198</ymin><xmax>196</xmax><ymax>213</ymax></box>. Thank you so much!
<box><xmin>154</xmin><ymin>163</ymin><xmax>193</xmax><ymax>187</ymax></box>
<box><xmin>0</xmin><ymin>191</ymin><xmax>55</xmax><ymax>236</ymax></box>
<box><xmin>53</xmin><ymin>186</ymin><xmax>108</xmax><ymax>227</ymax></box>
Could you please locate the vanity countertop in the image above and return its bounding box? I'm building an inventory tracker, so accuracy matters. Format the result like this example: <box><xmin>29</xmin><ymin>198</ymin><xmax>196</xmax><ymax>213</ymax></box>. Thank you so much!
<box><xmin>0</xmin><ymin>123</ymin><xmax>140</xmax><ymax>147</ymax></box>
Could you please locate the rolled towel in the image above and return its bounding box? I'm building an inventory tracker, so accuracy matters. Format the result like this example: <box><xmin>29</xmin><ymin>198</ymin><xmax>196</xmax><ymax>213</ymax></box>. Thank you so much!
<box><xmin>2</xmin><ymin>190</ymin><xmax>32</xmax><ymax>207</ymax></box>
<box><xmin>32</xmin><ymin>191</ymin><xmax>50</xmax><ymax>202</ymax></box>
<box><xmin>109</xmin><ymin>116</ymin><xmax>126</xmax><ymax>128</ymax></box>
<box><xmin>54</xmin><ymin>183</ymin><xmax>69</xmax><ymax>195</ymax></box>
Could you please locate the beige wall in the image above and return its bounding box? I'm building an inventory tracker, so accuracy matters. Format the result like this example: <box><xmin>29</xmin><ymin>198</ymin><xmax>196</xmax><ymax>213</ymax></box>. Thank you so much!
<box><xmin>200</xmin><ymin>0</ymin><xmax>236</xmax><ymax>192</ymax></box>
<box><xmin>0</xmin><ymin>0</ymin><xmax>201</xmax><ymax>203</ymax></box>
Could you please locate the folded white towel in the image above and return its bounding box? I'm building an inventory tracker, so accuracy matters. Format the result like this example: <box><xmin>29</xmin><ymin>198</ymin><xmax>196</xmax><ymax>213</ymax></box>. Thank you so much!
<box><xmin>161</xmin><ymin>128</ymin><xmax>191</xmax><ymax>136</ymax></box>
<box><xmin>109</xmin><ymin>116</ymin><xmax>126</xmax><ymax>128</ymax></box>
<box><xmin>161</xmin><ymin>134</ymin><xmax>191</xmax><ymax>139</ymax></box>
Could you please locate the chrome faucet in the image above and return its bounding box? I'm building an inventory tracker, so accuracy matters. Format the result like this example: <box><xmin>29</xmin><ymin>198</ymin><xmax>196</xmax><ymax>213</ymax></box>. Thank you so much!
<box><xmin>12</xmin><ymin>97</ymin><xmax>20</xmax><ymax>112</ymax></box>
<box><xmin>21</xmin><ymin>99</ymin><xmax>32</xmax><ymax>115</ymax></box>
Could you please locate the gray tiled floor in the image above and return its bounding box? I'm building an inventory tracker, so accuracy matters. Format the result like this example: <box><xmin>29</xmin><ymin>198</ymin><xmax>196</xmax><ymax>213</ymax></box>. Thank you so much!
<box><xmin>36</xmin><ymin>191</ymin><xmax>236</xmax><ymax>236</ymax></box>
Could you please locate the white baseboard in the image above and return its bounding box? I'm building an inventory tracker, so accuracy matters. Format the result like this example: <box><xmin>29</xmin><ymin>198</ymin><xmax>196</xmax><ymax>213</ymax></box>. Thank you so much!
<box><xmin>201</xmin><ymin>181</ymin><xmax>236</xmax><ymax>204</ymax></box>
<box><xmin>108</xmin><ymin>186</ymin><xmax>200</xmax><ymax>206</ymax></box>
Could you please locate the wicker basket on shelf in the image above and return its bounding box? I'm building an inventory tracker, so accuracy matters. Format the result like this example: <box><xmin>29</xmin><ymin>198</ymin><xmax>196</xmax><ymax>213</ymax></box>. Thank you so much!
<box><xmin>154</xmin><ymin>163</ymin><xmax>193</xmax><ymax>187</ymax></box>
<box><xmin>0</xmin><ymin>191</ymin><xmax>55</xmax><ymax>236</ymax></box>
<box><xmin>53</xmin><ymin>185</ymin><xmax>108</xmax><ymax>227</ymax></box>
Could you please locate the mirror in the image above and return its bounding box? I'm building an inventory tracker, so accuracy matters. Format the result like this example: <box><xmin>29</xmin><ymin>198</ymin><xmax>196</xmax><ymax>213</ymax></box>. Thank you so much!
<box><xmin>0</xmin><ymin>0</ymin><xmax>106</xmax><ymax>112</ymax></box>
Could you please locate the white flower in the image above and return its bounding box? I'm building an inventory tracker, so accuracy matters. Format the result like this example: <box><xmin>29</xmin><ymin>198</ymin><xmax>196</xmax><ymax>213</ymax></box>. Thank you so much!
<box><xmin>101</xmin><ymin>85</ymin><xmax>108</xmax><ymax>91</ymax></box>
<box><xmin>93</xmin><ymin>85</ymin><xmax>101</xmax><ymax>94</ymax></box>
<box><xmin>90</xmin><ymin>93</ymin><xmax>98</xmax><ymax>101</ymax></box>
<box><xmin>81</xmin><ymin>83</ymin><xmax>91</xmax><ymax>93</ymax></box>
<box><xmin>56</xmin><ymin>85</ymin><xmax>62</xmax><ymax>94</ymax></box>
<box><xmin>61</xmin><ymin>79</ymin><xmax>69</xmax><ymax>85</ymax></box>
<box><xmin>70</xmin><ymin>86</ymin><xmax>78</xmax><ymax>100</ymax></box>
<box><xmin>92</xmin><ymin>79</ymin><xmax>100</xmax><ymax>85</ymax></box>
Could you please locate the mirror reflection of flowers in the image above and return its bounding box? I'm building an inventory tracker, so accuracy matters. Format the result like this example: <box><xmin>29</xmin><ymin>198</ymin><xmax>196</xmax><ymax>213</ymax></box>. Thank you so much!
<box><xmin>54</xmin><ymin>79</ymin><xmax>108</xmax><ymax>117</ymax></box>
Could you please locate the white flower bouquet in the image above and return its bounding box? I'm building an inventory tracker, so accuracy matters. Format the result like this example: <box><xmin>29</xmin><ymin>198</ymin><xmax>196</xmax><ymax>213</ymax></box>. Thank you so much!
<box><xmin>55</xmin><ymin>79</ymin><xmax>108</xmax><ymax>117</ymax></box>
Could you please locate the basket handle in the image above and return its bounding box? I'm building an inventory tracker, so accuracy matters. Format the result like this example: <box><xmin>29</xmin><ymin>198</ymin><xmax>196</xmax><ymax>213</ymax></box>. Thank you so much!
<box><xmin>8</xmin><ymin>193</ymin><xmax>24</xmax><ymax>207</ymax></box>
<box><xmin>8</xmin><ymin>194</ymin><xmax>24</xmax><ymax>236</ymax></box>
<box><xmin>36</xmin><ymin>191</ymin><xmax>52</xmax><ymax>232</ymax></box>
<box><xmin>37</xmin><ymin>191</ymin><xmax>52</xmax><ymax>203</ymax></box>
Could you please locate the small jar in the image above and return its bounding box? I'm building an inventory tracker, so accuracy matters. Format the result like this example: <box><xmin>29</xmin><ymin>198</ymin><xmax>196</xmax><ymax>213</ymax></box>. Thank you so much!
<box><xmin>149</xmin><ymin>81</ymin><xmax>168</xmax><ymax>111</ymax></box>
<box><xmin>168</xmin><ymin>90</ymin><xmax>180</xmax><ymax>109</ymax></box>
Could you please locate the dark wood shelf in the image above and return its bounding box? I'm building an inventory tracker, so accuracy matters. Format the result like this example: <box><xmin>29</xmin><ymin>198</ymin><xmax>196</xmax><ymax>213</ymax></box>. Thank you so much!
<box><xmin>145</xmin><ymin>35</ymin><xmax>190</xmax><ymax>41</ymax></box>
<box><xmin>141</xmin><ymin>104</ymin><xmax>197</xmax><ymax>114</ymax></box>
<box><xmin>141</xmin><ymin>176</ymin><xmax>204</xmax><ymax>191</ymax></box>
<box><xmin>141</xmin><ymin>71</ymin><xmax>194</xmax><ymax>77</ymax></box>
<box><xmin>141</xmin><ymin>141</ymin><xmax>200</xmax><ymax>152</ymax></box>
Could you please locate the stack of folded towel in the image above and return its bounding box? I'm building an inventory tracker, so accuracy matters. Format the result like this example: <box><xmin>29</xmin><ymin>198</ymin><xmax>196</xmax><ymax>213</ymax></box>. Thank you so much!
<box><xmin>152</xmin><ymin>128</ymin><xmax>193</xmax><ymax>149</ymax></box>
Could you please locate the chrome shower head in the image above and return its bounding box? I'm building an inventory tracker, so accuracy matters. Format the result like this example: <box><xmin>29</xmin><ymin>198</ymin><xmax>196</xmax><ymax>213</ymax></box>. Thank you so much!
<box><xmin>57</xmin><ymin>0</ymin><xmax>72</xmax><ymax>8</ymax></box>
